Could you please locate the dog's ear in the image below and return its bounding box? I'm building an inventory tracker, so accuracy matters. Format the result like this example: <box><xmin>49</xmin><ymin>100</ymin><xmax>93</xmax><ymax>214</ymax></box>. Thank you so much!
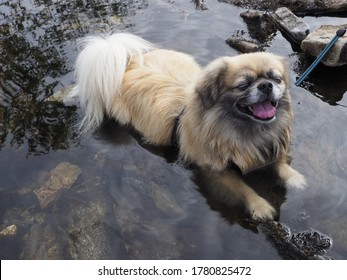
<box><xmin>195</xmin><ymin>60</ymin><xmax>227</xmax><ymax>109</ymax></box>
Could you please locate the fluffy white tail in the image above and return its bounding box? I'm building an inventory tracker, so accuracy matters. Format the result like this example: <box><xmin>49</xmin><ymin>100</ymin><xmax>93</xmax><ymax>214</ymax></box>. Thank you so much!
<box><xmin>73</xmin><ymin>33</ymin><xmax>154</xmax><ymax>134</ymax></box>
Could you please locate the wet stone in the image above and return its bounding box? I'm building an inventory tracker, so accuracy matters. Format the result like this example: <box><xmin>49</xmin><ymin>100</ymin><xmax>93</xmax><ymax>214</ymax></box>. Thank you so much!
<box><xmin>147</xmin><ymin>182</ymin><xmax>184</xmax><ymax>217</ymax></box>
<box><xmin>45</xmin><ymin>85</ymin><xmax>78</xmax><ymax>105</ymax></box>
<box><xmin>225</xmin><ymin>37</ymin><xmax>260</xmax><ymax>53</ymax></box>
<box><xmin>240</xmin><ymin>11</ymin><xmax>278</xmax><ymax>44</ymax></box>
<box><xmin>311</xmin><ymin>213</ymin><xmax>347</xmax><ymax>256</ymax></box>
<box><xmin>67</xmin><ymin>201</ymin><xmax>125</xmax><ymax>259</ymax></box>
<box><xmin>0</xmin><ymin>224</ymin><xmax>17</xmax><ymax>236</ymax></box>
<box><xmin>301</xmin><ymin>24</ymin><xmax>347</xmax><ymax>67</ymax></box>
<box><xmin>33</xmin><ymin>162</ymin><xmax>81</xmax><ymax>209</ymax></box>
<box><xmin>221</xmin><ymin>0</ymin><xmax>347</xmax><ymax>16</ymax></box>
<box><xmin>21</xmin><ymin>221</ymin><xmax>63</xmax><ymax>259</ymax></box>
<box><xmin>113</xmin><ymin>202</ymin><xmax>194</xmax><ymax>260</ymax></box>
<box><xmin>273</xmin><ymin>7</ymin><xmax>310</xmax><ymax>44</ymax></box>
<box><xmin>260</xmin><ymin>221</ymin><xmax>332</xmax><ymax>259</ymax></box>
<box><xmin>192</xmin><ymin>0</ymin><xmax>208</xmax><ymax>10</ymax></box>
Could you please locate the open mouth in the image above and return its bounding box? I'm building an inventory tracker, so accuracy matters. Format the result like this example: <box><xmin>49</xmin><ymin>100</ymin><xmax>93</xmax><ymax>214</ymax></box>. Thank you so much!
<box><xmin>237</xmin><ymin>100</ymin><xmax>278</xmax><ymax>122</ymax></box>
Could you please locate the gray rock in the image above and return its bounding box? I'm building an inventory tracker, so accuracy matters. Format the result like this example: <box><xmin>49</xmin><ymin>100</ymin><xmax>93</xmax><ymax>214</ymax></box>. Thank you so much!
<box><xmin>113</xmin><ymin>202</ymin><xmax>194</xmax><ymax>259</ymax></box>
<box><xmin>226</xmin><ymin>37</ymin><xmax>260</xmax><ymax>53</ymax></box>
<box><xmin>240</xmin><ymin>11</ymin><xmax>278</xmax><ymax>44</ymax></box>
<box><xmin>67</xmin><ymin>201</ymin><xmax>125</xmax><ymax>259</ymax></box>
<box><xmin>147</xmin><ymin>182</ymin><xmax>184</xmax><ymax>217</ymax></box>
<box><xmin>21</xmin><ymin>221</ymin><xmax>63</xmax><ymax>259</ymax></box>
<box><xmin>260</xmin><ymin>221</ymin><xmax>332</xmax><ymax>260</ymax></box>
<box><xmin>301</xmin><ymin>24</ymin><xmax>347</xmax><ymax>66</ymax></box>
<box><xmin>221</xmin><ymin>0</ymin><xmax>347</xmax><ymax>15</ymax></box>
<box><xmin>311</xmin><ymin>213</ymin><xmax>347</xmax><ymax>256</ymax></box>
<box><xmin>273</xmin><ymin>7</ymin><xmax>310</xmax><ymax>43</ymax></box>
<box><xmin>192</xmin><ymin>0</ymin><xmax>208</xmax><ymax>10</ymax></box>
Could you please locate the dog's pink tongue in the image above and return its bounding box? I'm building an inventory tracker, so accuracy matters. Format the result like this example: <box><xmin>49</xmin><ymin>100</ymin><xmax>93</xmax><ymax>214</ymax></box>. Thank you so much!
<box><xmin>252</xmin><ymin>101</ymin><xmax>276</xmax><ymax>119</ymax></box>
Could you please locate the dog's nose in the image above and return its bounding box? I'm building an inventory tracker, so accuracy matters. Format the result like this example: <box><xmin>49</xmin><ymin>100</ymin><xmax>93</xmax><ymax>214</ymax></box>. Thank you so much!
<box><xmin>257</xmin><ymin>81</ymin><xmax>273</xmax><ymax>95</ymax></box>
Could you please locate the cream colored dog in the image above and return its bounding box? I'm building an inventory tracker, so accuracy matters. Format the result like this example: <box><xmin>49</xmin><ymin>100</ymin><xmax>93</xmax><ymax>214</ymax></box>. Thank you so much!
<box><xmin>73</xmin><ymin>33</ymin><xmax>306</xmax><ymax>219</ymax></box>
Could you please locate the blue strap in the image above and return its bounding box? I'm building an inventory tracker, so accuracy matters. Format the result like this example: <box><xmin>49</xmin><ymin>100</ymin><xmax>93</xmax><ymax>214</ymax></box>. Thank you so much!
<box><xmin>295</xmin><ymin>27</ymin><xmax>346</xmax><ymax>86</ymax></box>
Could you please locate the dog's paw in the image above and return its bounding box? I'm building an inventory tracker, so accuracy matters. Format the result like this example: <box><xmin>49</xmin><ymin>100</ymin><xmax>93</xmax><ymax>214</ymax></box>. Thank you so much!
<box><xmin>285</xmin><ymin>170</ymin><xmax>306</xmax><ymax>189</ymax></box>
<box><xmin>247</xmin><ymin>196</ymin><xmax>276</xmax><ymax>220</ymax></box>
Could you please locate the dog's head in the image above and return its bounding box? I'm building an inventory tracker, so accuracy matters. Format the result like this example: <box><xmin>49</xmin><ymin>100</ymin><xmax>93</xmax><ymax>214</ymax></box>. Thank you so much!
<box><xmin>196</xmin><ymin>52</ymin><xmax>292</xmax><ymax>126</ymax></box>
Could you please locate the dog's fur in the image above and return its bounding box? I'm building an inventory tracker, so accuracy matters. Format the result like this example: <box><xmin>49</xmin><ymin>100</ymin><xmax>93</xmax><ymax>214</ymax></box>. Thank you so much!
<box><xmin>74</xmin><ymin>33</ymin><xmax>306</xmax><ymax>219</ymax></box>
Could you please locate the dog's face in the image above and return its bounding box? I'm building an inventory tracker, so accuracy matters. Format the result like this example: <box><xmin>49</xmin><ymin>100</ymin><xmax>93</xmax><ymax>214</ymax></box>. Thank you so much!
<box><xmin>196</xmin><ymin>52</ymin><xmax>292</xmax><ymax>127</ymax></box>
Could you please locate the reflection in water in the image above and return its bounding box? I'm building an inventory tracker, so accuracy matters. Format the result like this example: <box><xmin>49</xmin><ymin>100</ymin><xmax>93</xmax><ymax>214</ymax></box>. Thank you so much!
<box><xmin>0</xmin><ymin>0</ymin><xmax>148</xmax><ymax>154</ymax></box>
<box><xmin>293</xmin><ymin>53</ymin><xmax>347</xmax><ymax>105</ymax></box>
<box><xmin>0</xmin><ymin>0</ymin><xmax>346</xmax><ymax>260</ymax></box>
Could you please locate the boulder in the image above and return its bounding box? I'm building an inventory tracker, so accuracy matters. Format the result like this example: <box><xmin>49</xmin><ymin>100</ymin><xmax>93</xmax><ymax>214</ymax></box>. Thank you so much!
<box><xmin>301</xmin><ymin>25</ymin><xmax>347</xmax><ymax>67</ymax></box>
<box><xmin>220</xmin><ymin>0</ymin><xmax>347</xmax><ymax>15</ymax></box>
<box><xmin>273</xmin><ymin>7</ymin><xmax>310</xmax><ymax>44</ymax></box>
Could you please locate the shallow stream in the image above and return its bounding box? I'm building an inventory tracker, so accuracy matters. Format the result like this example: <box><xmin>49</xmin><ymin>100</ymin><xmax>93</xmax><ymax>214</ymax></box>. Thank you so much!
<box><xmin>1</xmin><ymin>0</ymin><xmax>347</xmax><ymax>259</ymax></box>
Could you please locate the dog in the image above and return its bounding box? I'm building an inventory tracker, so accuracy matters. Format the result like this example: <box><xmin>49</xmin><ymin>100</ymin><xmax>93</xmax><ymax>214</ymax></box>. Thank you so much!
<box><xmin>73</xmin><ymin>33</ymin><xmax>306</xmax><ymax>220</ymax></box>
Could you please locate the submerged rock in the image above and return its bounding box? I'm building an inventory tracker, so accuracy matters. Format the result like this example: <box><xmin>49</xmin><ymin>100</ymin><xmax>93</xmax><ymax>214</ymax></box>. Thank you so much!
<box><xmin>147</xmin><ymin>182</ymin><xmax>184</xmax><ymax>217</ymax></box>
<box><xmin>45</xmin><ymin>85</ymin><xmax>78</xmax><ymax>105</ymax></box>
<box><xmin>67</xmin><ymin>201</ymin><xmax>125</xmax><ymax>259</ymax></box>
<box><xmin>113</xmin><ymin>202</ymin><xmax>194</xmax><ymax>260</ymax></box>
<box><xmin>0</xmin><ymin>224</ymin><xmax>17</xmax><ymax>236</ymax></box>
<box><xmin>301</xmin><ymin>25</ymin><xmax>347</xmax><ymax>66</ymax></box>
<box><xmin>273</xmin><ymin>7</ymin><xmax>310</xmax><ymax>44</ymax></box>
<box><xmin>33</xmin><ymin>162</ymin><xmax>81</xmax><ymax>208</ymax></box>
<box><xmin>21</xmin><ymin>221</ymin><xmax>63</xmax><ymax>259</ymax></box>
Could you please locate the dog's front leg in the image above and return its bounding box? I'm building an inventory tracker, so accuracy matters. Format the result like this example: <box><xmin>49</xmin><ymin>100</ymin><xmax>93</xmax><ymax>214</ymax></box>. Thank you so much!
<box><xmin>207</xmin><ymin>170</ymin><xmax>276</xmax><ymax>220</ymax></box>
<box><xmin>275</xmin><ymin>159</ymin><xmax>306</xmax><ymax>189</ymax></box>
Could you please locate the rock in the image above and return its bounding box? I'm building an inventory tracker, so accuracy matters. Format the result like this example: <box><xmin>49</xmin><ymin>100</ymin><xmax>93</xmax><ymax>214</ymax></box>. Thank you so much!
<box><xmin>225</xmin><ymin>37</ymin><xmax>260</xmax><ymax>53</ymax></box>
<box><xmin>33</xmin><ymin>162</ymin><xmax>81</xmax><ymax>208</ymax></box>
<box><xmin>301</xmin><ymin>25</ymin><xmax>347</xmax><ymax>66</ymax></box>
<box><xmin>192</xmin><ymin>0</ymin><xmax>208</xmax><ymax>10</ymax></box>
<box><xmin>291</xmin><ymin>0</ymin><xmax>347</xmax><ymax>16</ymax></box>
<box><xmin>221</xmin><ymin>0</ymin><xmax>347</xmax><ymax>16</ymax></box>
<box><xmin>147</xmin><ymin>182</ymin><xmax>184</xmax><ymax>217</ymax></box>
<box><xmin>113</xmin><ymin>202</ymin><xmax>194</xmax><ymax>259</ymax></box>
<box><xmin>260</xmin><ymin>221</ymin><xmax>332</xmax><ymax>259</ymax></box>
<box><xmin>310</xmin><ymin>213</ymin><xmax>347</xmax><ymax>256</ymax></box>
<box><xmin>273</xmin><ymin>7</ymin><xmax>310</xmax><ymax>44</ymax></box>
<box><xmin>67</xmin><ymin>201</ymin><xmax>125</xmax><ymax>259</ymax></box>
<box><xmin>240</xmin><ymin>11</ymin><xmax>278</xmax><ymax>44</ymax></box>
<box><xmin>21</xmin><ymin>221</ymin><xmax>63</xmax><ymax>259</ymax></box>
<box><xmin>0</xmin><ymin>224</ymin><xmax>17</xmax><ymax>236</ymax></box>
<box><xmin>45</xmin><ymin>85</ymin><xmax>78</xmax><ymax>105</ymax></box>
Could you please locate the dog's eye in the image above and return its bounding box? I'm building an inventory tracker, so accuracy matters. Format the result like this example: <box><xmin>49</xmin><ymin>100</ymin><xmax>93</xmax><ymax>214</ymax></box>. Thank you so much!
<box><xmin>266</xmin><ymin>70</ymin><xmax>282</xmax><ymax>84</ymax></box>
<box><xmin>273</xmin><ymin>77</ymin><xmax>282</xmax><ymax>83</ymax></box>
<box><xmin>237</xmin><ymin>82</ymin><xmax>250</xmax><ymax>90</ymax></box>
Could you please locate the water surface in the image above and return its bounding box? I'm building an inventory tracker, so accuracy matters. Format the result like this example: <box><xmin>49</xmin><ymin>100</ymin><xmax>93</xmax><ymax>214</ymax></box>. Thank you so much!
<box><xmin>1</xmin><ymin>0</ymin><xmax>347</xmax><ymax>259</ymax></box>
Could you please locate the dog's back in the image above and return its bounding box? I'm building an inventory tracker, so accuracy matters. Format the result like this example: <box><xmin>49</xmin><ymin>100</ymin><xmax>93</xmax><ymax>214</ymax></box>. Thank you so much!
<box><xmin>73</xmin><ymin>33</ymin><xmax>200</xmax><ymax>144</ymax></box>
<box><xmin>73</xmin><ymin>33</ymin><xmax>153</xmax><ymax>134</ymax></box>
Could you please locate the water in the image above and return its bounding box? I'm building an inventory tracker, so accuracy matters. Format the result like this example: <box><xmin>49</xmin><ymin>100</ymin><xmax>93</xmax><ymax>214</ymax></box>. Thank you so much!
<box><xmin>0</xmin><ymin>0</ymin><xmax>347</xmax><ymax>259</ymax></box>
